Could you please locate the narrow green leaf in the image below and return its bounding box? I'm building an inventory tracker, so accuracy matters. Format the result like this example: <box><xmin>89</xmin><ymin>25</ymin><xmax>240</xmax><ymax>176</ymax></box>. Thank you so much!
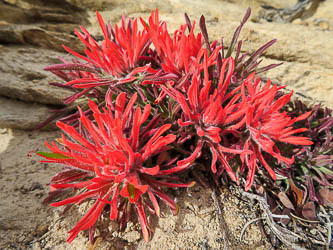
<box><xmin>37</xmin><ymin>151</ymin><xmax>71</xmax><ymax>159</ymax></box>
<box><xmin>127</xmin><ymin>183</ymin><xmax>135</xmax><ymax>200</ymax></box>
<box><xmin>141</xmin><ymin>19</ymin><xmax>149</xmax><ymax>29</ymax></box>
<box><xmin>318</xmin><ymin>166</ymin><xmax>333</xmax><ymax>176</ymax></box>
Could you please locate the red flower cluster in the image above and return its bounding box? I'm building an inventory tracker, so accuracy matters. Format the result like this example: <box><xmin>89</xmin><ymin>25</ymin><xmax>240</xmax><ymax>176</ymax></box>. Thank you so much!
<box><xmin>238</xmin><ymin>75</ymin><xmax>312</xmax><ymax>190</ymax></box>
<box><xmin>38</xmin><ymin>93</ymin><xmax>194</xmax><ymax>242</ymax></box>
<box><xmin>37</xmin><ymin>8</ymin><xmax>313</xmax><ymax>243</ymax></box>
<box><xmin>163</xmin><ymin>53</ymin><xmax>248</xmax><ymax>180</ymax></box>
<box><xmin>162</xmin><ymin>51</ymin><xmax>312</xmax><ymax>190</ymax></box>
<box><xmin>141</xmin><ymin>9</ymin><xmax>220</xmax><ymax>76</ymax></box>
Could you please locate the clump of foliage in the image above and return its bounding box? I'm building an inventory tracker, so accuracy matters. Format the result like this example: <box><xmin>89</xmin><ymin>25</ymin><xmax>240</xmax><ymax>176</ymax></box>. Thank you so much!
<box><xmin>273</xmin><ymin>101</ymin><xmax>333</xmax><ymax>215</ymax></box>
<box><xmin>287</xmin><ymin>101</ymin><xmax>333</xmax><ymax>202</ymax></box>
<box><xmin>33</xmin><ymin>8</ymin><xmax>332</xmax><ymax>246</ymax></box>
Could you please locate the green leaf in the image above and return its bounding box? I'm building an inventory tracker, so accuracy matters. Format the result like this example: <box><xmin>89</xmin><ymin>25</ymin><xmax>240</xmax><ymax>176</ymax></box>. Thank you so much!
<box><xmin>276</xmin><ymin>173</ymin><xmax>288</xmax><ymax>181</ymax></box>
<box><xmin>317</xmin><ymin>166</ymin><xmax>333</xmax><ymax>176</ymax></box>
<box><xmin>127</xmin><ymin>183</ymin><xmax>135</xmax><ymax>200</ymax></box>
<box><xmin>300</xmin><ymin>164</ymin><xmax>309</xmax><ymax>175</ymax></box>
<box><xmin>37</xmin><ymin>151</ymin><xmax>71</xmax><ymax>159</ymax></box>
<box><xmin>141</xmin><ymin>19</ymin><xmax>149</xmax><ymax>29</ymax></box>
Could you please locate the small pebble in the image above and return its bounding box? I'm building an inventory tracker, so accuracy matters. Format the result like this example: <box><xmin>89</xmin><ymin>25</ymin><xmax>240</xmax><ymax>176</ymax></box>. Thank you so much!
<box><xmin>318</xmin><ymin>20</ymin><xmax>330</xmax><ymax>30</ymax></box>
<box><xmin>18</xmin><ymin>235</ymin><xmax>25</xmax><ymax>242</ymax></box>
<box><xmin>122</xmin><ymin>231</ymin><xmax>140</xmax><ymax>243</ymax></box>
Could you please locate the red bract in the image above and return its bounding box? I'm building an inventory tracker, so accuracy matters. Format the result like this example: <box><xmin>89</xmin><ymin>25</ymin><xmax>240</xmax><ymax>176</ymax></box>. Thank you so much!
<box><xmin>44</xmin><ymin>11</ymin><xmax>151</xmax><ymax>102</ymax></box>
<box><xmin>66</xmin><ymin>11</ymin><xmax>150</xmax><ymax>79</ymax></box>
<box><xmin>239</xmin><ymin>75</ymin><xmax>313</xmax><ymax>190</ymax></box>
<box><xmin>163</xmin><ymin>53</ymin><xmax>249</xmax><ymax>181</ymax></box>
<box><xmin>141</xmin><ymin>9</ymin><xmax>220</xmax><ymax>78</ymax></box>
<box><xmin>37</xmin><ymin>92</ymin><xmax>194</xmax><ymax>243</ymax></box>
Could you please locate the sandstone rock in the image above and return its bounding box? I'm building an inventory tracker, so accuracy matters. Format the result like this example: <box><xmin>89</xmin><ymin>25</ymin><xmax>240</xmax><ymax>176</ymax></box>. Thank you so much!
<box><xmin>0</xmin><ymin>24</ymin><xmax>25</xmax><ymax>44</ymax></box>
<box><xmin>0</xmin><ymin>1</ymin><xmax>88</xmax><ymax>52</ymax></box>
<box><xmin>0</xmin><ymin>2</ymin><xmax>31</xmax><ymax>24</ymax></box>
<box><xmin>28</xmin><ymin>7</ymin><xmax>86</xmax><ymax>24</ymax></box>
<box><xmin>306</xmin><ymin>0</ymin><xmax>333</xmax><ymax>30</ymax></box>
<box><xmin>0</xmin><ymin>97</ymin><xmax>56</xmax><ymax>130</ymax></box>
<box><xmin>64</xmin><ymin>0</ymin><xmax>106</xmax><ymax>10</ymax></box>
<box><xmin>1</xmin><ymin>1</ymin><xmax>88</xmax><ymax>24</ymax></box>
<box><xmin>0</xmin><ymin>46</ymin><xmax>73</xmax><ymax>105</ymax></box>
<box><xmin>21</xmin><ymin>26</ymin><xmax>84</xmax><ymax>52</ymax></box>
<box><xmin>3</xmin><ymin>0</ymin><xmax>35</xmax><ymax>10</ymax></box>
<box><xmin>122</xmin><ymin>231</ymin><xmax>141</xmax><ymax>243</ymax></box>
<box><xmin>262</xmin><ymin>58</ymin><xmax>333</xmax><ymax>109</ymax></box>
<box><xmin>0</xmin><ymin>24</ymin><xmax>84</xmax><ymax>52</ymax></box>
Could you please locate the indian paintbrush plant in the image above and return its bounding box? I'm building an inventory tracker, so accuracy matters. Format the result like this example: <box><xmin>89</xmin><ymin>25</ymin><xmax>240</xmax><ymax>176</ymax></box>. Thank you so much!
<box><xmin>37</xmin><ymin>93</ymin><xmax>195</xmax><ymax>242</ymax></box>
<box><xmin>33</xmin><ymin>7</ymin><xmax>332</xmax><ymax>246</ymax></box>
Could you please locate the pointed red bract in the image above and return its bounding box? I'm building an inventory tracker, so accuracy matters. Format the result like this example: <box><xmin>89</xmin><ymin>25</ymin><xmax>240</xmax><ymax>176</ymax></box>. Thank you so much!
<box><xmin>140</xmin><ymin>9</ymin><xmax>221</xmax><ymax>91</ymax></box>
<box><xmin>238</xmin><ymin>76</ymin><xmax>313</xmax><ymax>190</ymax></box>
<box><xmin>44</xmin><ymin>11</ymin><xmax>152</xmax><ymax>110</ymax></box>
<box><xmin>65</xmin><ymin>11</ymin><xmax>150</xmax><ymax>78</ymax></box>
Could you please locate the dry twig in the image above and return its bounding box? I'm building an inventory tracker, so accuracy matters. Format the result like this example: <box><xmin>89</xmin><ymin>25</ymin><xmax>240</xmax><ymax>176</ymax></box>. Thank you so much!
<box><xmin>240</xmin><ymin>190</ymin><xmax>308</xmax><ymax>250</ymax></box>
<box><xmin>211</xmin><ymin>188</ymin><xmax>230</xmax><ymax>250</ymax></box>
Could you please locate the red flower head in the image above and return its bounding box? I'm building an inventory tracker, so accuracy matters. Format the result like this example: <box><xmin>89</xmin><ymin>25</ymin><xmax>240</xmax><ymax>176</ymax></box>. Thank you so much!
<box><xmin>239</xmin><ymin>74</ymin><xmax>313</xmax><ymax>190</ymax></box>
<box><xmin>163</xmin><ymin>53</ymin><xmax>249</xmax><ymax>181</ymax></box>
<box><xmin>65</xmin><ymin>11</ymin><xmax>150</xmax><ymax>79</ymax></box>
<box><xmin>120</xmin><ymin>176</ymin><xmax>149</xmax><ymax>203</ymax></box>
<box><xmin>44</xmin><ymin>11</ymin><xmax>152</xmax><ymax>105</ymax></box>
<box><xmin>141</xmin><ymin>9</ymin><xmax>221</xmax><ymax>79</ymax></box>
<box><xmin>37</xmin><ymin>92</ymin><xmax>194</xmax><ymax>243</ymax></box>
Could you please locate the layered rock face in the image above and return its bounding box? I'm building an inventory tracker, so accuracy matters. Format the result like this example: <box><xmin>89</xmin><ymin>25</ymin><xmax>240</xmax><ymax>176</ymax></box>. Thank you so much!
<box><xmin>1</xmin><ymin>0</ymin><xmax>332</xmax><ymax>130</ymax></box>
<box><xmin>0</xmin><ymin>0</ymin><xmax>332</xmax><ymax>130</ymax></box>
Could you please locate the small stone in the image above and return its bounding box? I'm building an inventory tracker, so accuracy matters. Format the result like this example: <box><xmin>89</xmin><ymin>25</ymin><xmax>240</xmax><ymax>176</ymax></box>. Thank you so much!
<box><xmin>30</xmin><ymin>182</ymin><xmax>44</xmax><ymax>191</ymax></box>
<box><xmin>124</xmin><ymin>221</ymin><xmax>134</xmax><ymax>232</ymax></box>
<box><xmin>317</xmin><ymin>225</ymin><xmax>327</xmax><ymax>234</ymax></box>
<box><xmin>318</xmin><ymin>20</ymin><xmax>329</xmax><ymax>30</ymax></box>
<box><xmin>292</xmin><ymin>19</ymin><xmax>303</xmax><ymax>25</ymax></box>
<box><xmin>108</xmin><ymin>221</ymin><xmax>118</xmax><ymax>232</ymax></box>
<box><xmin>35</xmin><ymin>224</ymin><xmax>48</xmax><ymax>237</ymax></box>
<box><xmin>122</xmin><ymin>231</ymin><xmax>141</xmax><ymax>243</ymax></box>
